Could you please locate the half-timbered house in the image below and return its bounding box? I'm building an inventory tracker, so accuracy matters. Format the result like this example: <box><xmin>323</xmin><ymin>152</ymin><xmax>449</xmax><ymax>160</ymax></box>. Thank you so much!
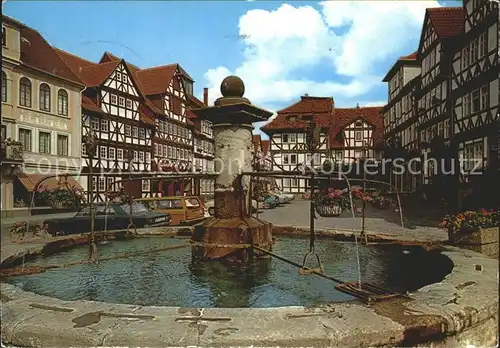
<box><xmin>451</xmin><ymin>0</ymin><xmax>499</xmax><ymax>183</ymax></box>
<box><xmin>415</xmin><ymin>7</ymin><xmax>464</xmax><ymax>185</ymax></box>
<box><xmin>261</xmin><ymin>96</ymin><xmax>333</xmax><ymax>193</ymax></box>
<box><xmin>188</xmin><ymin>89</ymin><xmax>215</xmax><ymax>198</ymax></box>
<box><xmin>55</xmin><ymin>49</ymin><xmax>156</xmax><ymax>201</ymax></box>
<box><xmin>328</xmin><ymin>105</ymin><xmax>384</xmax><ymax>163</ymax></box>
<box><xmin>261</xmin><ymin>139</ymin><xmax>272</xmax><ymax>171</ymax></box>
<box><xmin>381</xmin><ymin>52</ymin><xmax>421</xmax><ymax>192</ymax></box>
<box><xmin>134</xmin><ymin>62</ymin><xmax>196</xmax><ymax>197</ymax></box>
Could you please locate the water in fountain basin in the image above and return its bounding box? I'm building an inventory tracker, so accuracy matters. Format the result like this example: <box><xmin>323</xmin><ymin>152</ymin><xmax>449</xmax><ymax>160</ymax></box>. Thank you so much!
<box><xmin>4</xmin><ymin>237</ymin><xmax>453</xmax><ymax>308</ymax></box>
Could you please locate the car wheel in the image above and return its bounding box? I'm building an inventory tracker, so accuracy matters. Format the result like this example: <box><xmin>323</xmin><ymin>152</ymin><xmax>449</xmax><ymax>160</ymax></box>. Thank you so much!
<box><xmin>208</xmin><ymin>207</ymin><xmax>215</xmax><ymax>216</ymax></box>
<box><xmin>263</xmin><ymin>203</ymin><xmax>270</xmax><ymax>209</ymax></box>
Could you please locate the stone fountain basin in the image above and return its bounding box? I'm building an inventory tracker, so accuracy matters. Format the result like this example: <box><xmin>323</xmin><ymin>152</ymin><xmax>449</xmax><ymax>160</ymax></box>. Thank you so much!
<box><xmin>1</xmin><ymin>226</ymin><xmax>498</xmax><ymax>347</ymax></box>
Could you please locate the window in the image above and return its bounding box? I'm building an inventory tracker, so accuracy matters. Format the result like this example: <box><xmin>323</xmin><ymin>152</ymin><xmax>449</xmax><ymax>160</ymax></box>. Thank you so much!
<box><xmin>57</xmin><ymin>89</ymin><xmax>68</xmax><ymax>116</ymax></box>
<box><xmin>159</xmin><ymin>144</ymin><xmax>163</xmax><ymax>156</ymax></box>
<box><xmin>444</xmin><ymin>119</ymin><xmax>450</xmax><ymax>139</ymax></box>
<box><xmin>107</xmin><ymin>178</ymin><xmax>114</xmax><ymax>192</ymax></box>
<box><xmin>142</xmin><ymin>180</ymin><xmax>150</xmax><ymax>192</ymax></box>
<box><xmin>38</xmin><ymin>132</ymin><xmax>51</xmax><ymax>154</ymax></box>
<box><xmin>282</xmin><ymin>134</ymin><xmax>288</xmax><ymax>143</ymax></box>
<box><xmin>2</xmin><ymin>26</ymin><xmax>5</xmax><ymax>46</ymax></box>
<box><xmin>39</xmin><ymin>84</ymin><xmax>51</xmax><ymax>112</ymax></box>
<box><xmin>138</xmin><ymin>128</ymin><xmax>145</xmax><ymax>138</ymax></box>
<box><xmin>132</xmin><ymin>126</ymin><xmax>138</xmax><ymax>137</ymax></box>
<box><xmin>18</xmin><ymin>128</ymin><xmax>31</xmax><ymax>151</ymax></box>
<box><xmin>480</xmin><ymin>86</ymin><xmax>488</xmax><ymax>110</ymax></box>
<box><xmin>463</xmin><ymin>94</ymin><xmax>471</xmax><ymax>116</ymax></box>
<box><xmin>291</xmin><ymin>178</ymin><xmax>298</xmax><ymax>187</ymax></box>
<box><xmin>462</xmin><ymin>46</ymin><xmax>469</xmax><ymax>69</ymax></box>
<box><xmin>167</xmin><ymin>146</ymin><xmax>172</xmax><ymax>158</ymax></box>
<box><xmin>57</xmin><ymin>134</ymin><xmax>68</xmax><ymax>156</ymax></box>
<box><xmin>98</xmin><ymin>146</ymin><xmax>106</xmax><ymax>159</ymax></box>
<box><xmin>355</xmin><ymin>131</ymin><xmax>363</xmax><ymax>141</ymax></box>
<box><xmin>108</xmin><ymin>147</ymin><xmax>116</xmax><ymax>160</ymax></box>
<box><xmin>111</xmin><ymin>94</ymin><xmax>117</xmax><ymax>105</ymax></box>
<box><xmin>139</xmin><ymin>151</ymin><xmax>144</xmax><ymax>162</ymax></box>
<box><xmin>471</xmin><ymin>89</ymin><xmax>480</xmax><ymax>113</ymax></box>
<box><xmin>19</xmin><ymin>77</ymin><xmax>32</xmax><ymax>107</ymax></box>
<box><xmin>1</xmin><ymin>71</ymin><xmax>6</xmax><ymax>102</ymax></box>
<box><xmin>92</xmin><ymin>177</ymin><xmax>97</xmax><ymax>191</ymax></box>
<box><xmin>145</xmin><ymin>152</ymin><xmax>151</xmax><ymax>163</ymax></box>
<box><xmin>470</xmin><ymin>39</ymin><xmax>478</xmax><ymax>63</ymax></box>
<box><xmin>126</xmin><ymin>99</ymin><xmax>132</xmax><ymax>109</ymax></box>
<box><xmin>154</xmin><ymin>143</ymin><xmax>158</xmax><ymax>156</ymax></box>
<box><xmin>1</xmin><ymin>125</ymin><xmax>6</xmax><ymax>142</ymax></box>
<box><xmin>91</xmin><ymin>118</ymin><xmax>99</xmax><ymax>131</ymax></box>
<box><xmin>82</xmin><ymin>145</ymin><xmax>87</xmax><ymax>157</ymax></box>
<box><xmin>119</xmin><ymin>96</ymin><xmax>125</xmax><ymax>107</ymax></box>
<box><xmin>116</xmin><ymin>72</ymin><xmax>122</xmax><ymax>81</ymax></box>
<box><xmin>289</xmin><ymin>133</ymin><xmax>297</xmax><ymax>143</ymax></box>
<box><xmin>479</xmin><ymin>33</ymin><xmax>487</xmax><ymax>58</ymax></box>
<box><xmin>99</xmin><ymin>119</ymin><xmax>108</xmax><ymax>132</ymax></box>
<box><xmin>98</xmin><ymin>177</ymin><xmax>105</xmax><ymax>191</ymax></box>
<box><xmin>117</xmin><ymin>148</ymin><xmax>124</xmax><ymax>160</ymax></box>
<box><xmin>125</xmin><ymin>125</ymin><xmax>131</xmax><ymax>136</ymax></box>
<box><xmin>176</xmin><ymin>148</ymin><xmax>180</xmax><ymax>159</ymax></box>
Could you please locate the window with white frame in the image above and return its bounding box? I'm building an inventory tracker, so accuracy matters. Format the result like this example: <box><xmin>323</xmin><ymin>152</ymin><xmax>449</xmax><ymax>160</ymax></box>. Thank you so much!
<box><xmin>154</xmin><ymin>143</ymin><xmax>158</xmax><ymax>155</ymax></box>
<box><xmin>291</xmin><ymin>178</ymin><xmax>298</xmax><ymax>187</ymax></box>
<box><xmin>282</xmin><ymin>134</ymin><xmax>289</xmax><ymax>143</ymax></box>
<box><xmin>478</xmin><ymin>33</ymin><xmax>487</xmax><ymax>58</ymax></box>
<box><xmin>91</xmin><ymin>118</ymin><xmax>99</xmax><ymax>131</ymax></box>
<box><xmin>132</xmin><ymin>126</ymin><xmax>138</xmax><ymax>137</ymax></box>
<box><xmin>92</xmin><ymin>177</ymin><xmax>97</xmax><ymax>191</ymax></box>
<box><xmin>19</xmin><ymin>128</ymin><xmax>32</xmax><ymax>152</ymax></box>
<box><xmin>119</xmin><ymin>96</ymin><xmax>125</xmax><ymax>107</ymax></box>
<box><xmin>108</xmin><ymin>147</ymin><xmax>116</xmax><ymax>160</ymax></box>
<box><xmin>117</xmin><ymin>148</ymin><xmax>124</xmax><ymax>160</ymax></box>
<box><xmin>133</xmin><ymin>150</ymin><xmax>138</xmax><ymax>161</ymax></box>
<box><xmin>463</xmin><ymin>94</ymin><xmax>471</xmax><ymax>117</ymax></box>
<box><xmin>480</xmin><ymin>86</ymin><xmax>488</xmax><ymax>110</ymax></box>
<box><xmin>462</xmin><ymin>46</ymin><xmax>469</xmax><ymax>69</ymax></box>
<box><xmin>82</xmin><ymin>145</ymin><xmax>87</xmax><ymax>157</ymax></box>
<box><xmin>116</xmin><ymin>72</ymin><xmax>122</xmax><ymax>81</ymax></box>
<box><xmin>470</xmin><ymin>39</ymin><xmax>478</xmax><ymax>63</ymax></box>
<box><xmin>107</xmin><ymin>177</ymin><xmax>114</xmax><ymax>192</ymax></box>
<box><xmin>100</xmin><ymin>119</ymin><xmax>108</xmax><ymax>132</ymax></box>
<box><xmin>355</xmin><ymin>131</ymin><xmax>363</xmax><ymax>141</ymax></box>
<box><xmin>145</xmin><ymin>152</ymin><xmax>151</xmax><ymax>163</ymax></box>
<box><xmin>98</xmin><ymin>177</ymin><xmax>105</xmax><ymax>191</ymax></box>
<box><xmin>125</xmin><ymin>125</ymin><xmax>131</xmax><ymax>136</ymax></box>
<box><xmin>139</xmin><ymin>151</ymin><xmax>144</xmax><ymax>162</ymax></box>
<box><xmin>126</xmin><ymin>99</ymin><xmax>132</xmax><ymax>109</ymax></box>
<box><xmin>38</xmin><ymin>131</ymin><xmax>51</xmax><ymax>154</ymax></box>
<box><xmin>142</xmin><ymin>180</ymin><xmax>150</xmax><ymax>192</ymax></box>
<box><xmin>167</xmin><ymin>146</ymin><xmax>172</xmax><ymax>158</ymax></box>
<box><xmin>471</xmin><ymin>89</ymin><xmax>480</xmax><ymax>113</ymax></box>
<box><xmin>100</xmin><ymin>146</ymin><xmax>107</xmax><ymax>158</ymax></box>
<box><xmin>111</xmin><ymin>94</ymin><xmax>117</xmax><ymax>105</ymax></box>
<box><xmin>57</xmin><ymin>134</ymin><xmax>68</xmax><ymax>156</ymax></box>
<box><xmin>138</xmin><ymin>128</ymin><xmax>145</xmax><ymax>139</ymax></box>
<box><xmin>158</xmin><ymin>144</ymin><xmax>163</xmax><ymax>156</ymax></box>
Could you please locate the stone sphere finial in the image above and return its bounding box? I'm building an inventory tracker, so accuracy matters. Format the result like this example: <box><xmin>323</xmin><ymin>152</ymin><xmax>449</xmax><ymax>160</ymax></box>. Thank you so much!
<box><xmin>220</xmin><ymin>75</ymin><xmax>245</xmax><ymax>98</ymax></box>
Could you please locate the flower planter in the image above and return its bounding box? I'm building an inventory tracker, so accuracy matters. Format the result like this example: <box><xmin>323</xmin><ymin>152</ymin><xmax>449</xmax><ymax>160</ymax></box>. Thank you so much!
<box><xmin>315</xmin><ymin>204</ymin><xmax>343</xmax><ymax>217</ymax></box>
<box><xmin>451</xmin><ymin>227</ymin><xmax>499</xmax><ymax>258</ymax></box>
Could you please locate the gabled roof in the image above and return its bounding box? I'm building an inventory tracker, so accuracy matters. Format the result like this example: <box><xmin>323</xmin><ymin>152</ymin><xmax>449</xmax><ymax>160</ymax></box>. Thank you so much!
<box><xmin>19</xmin><ymin>26</ymin><xmax>83</xmax><ymax>86</ymax></box>
<box><xmin>329</xmin><ymin>106</ymin><xmax>384</xmax><ymax>148</ymax></box>
<box><xmin>382</xmin><ymin>51</ymin><xmax>419</xmax><ymax>82</ymax></box>
<box><xmin>99</xmin><ymin>51</ymin><xmax>141</xmax><ymax>71</ymax></box>
<box><xmin>417</xmin><ymin>7</ymin><xmax>464</xmax><ymax>59</ymax></box>
<box><xmin>261</xmin><ymin>96</ymin><xmax>335</xmax><ymax>132</ymax></box>
<box><xmin>78</xmin><ymin>60</ymin><xmax>121</xmax><ymax>87</ymax></box>
<box><xmin>136</xmin><ymin>64</ymin><xmax>180</xmax><ymax>95</ymax></box>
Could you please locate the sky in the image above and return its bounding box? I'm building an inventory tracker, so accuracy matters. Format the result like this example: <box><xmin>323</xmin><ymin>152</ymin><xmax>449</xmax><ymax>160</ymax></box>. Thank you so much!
<box><xmin>3</xmin><ymin>0</ymin><xmax>461</xmax><ymax>138</ymax></box>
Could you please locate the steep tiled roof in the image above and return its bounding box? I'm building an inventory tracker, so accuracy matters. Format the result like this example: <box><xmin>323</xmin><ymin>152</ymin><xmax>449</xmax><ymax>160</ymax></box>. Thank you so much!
<box><xmin>53</xmin><ymin>47</ymin><xmax>96</xmax><ymax>76</ymax></box>
<box><xmin>329</xmin><ymin>106</ymin><xmax>384</xmax><ymax>148</ymax></box>
<box><xmin>382</xmin><ymin>50</ymin><xmax>419</xmax><ymax>82</ymax></box>
<box><xmin>427</xmin><ymin>7</ymin><xmax>464</xmax><ymax>38</ymax></box>
<box><xmin>78</xmin><ymin>60</ymin><xmax>121</xmax><ymax>87</ymax></box>
<box><xmin>136</xmin><ymin>64</ymin><xmax>179</xmax><ymax>95</ymax></box>
<box><xmin>261</xmin><ymin>96</ymin><xmax>335</xmax><ymax>132</ymax></box>
<box><xmin>398</xmin><ymin>51</ymin><xmax>417</xmax><ymax>61</ymax></box>
<box><xmin>19</xmin><ymin>27</ymin><xmax>83</xmax><ymax>86</ymax></box>
<box><xmin>81</xmin><ymin>95</ymin><xmax>104</xmax><ymax>114</ymax></box>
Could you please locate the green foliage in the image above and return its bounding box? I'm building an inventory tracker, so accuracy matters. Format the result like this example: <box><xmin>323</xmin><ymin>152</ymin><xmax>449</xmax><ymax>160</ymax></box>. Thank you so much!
<box><xmin>439</xmin><ymin>209</ymin><xmax>499</xmax><ymax>235</ymax></box>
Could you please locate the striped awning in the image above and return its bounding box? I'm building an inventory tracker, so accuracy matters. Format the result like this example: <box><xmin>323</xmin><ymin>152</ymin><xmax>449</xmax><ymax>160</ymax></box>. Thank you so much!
<box><xmin>16</xmin><ymin>173</ymin><xmax>83</xmax><ymax>192</ymax></box>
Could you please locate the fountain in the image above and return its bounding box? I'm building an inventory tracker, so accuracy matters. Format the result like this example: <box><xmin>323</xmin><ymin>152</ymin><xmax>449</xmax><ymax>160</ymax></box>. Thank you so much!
<box><xmin>0</xmin><ymin>76</ymin><xmax>498</xmax><ymax>348</ymax></box>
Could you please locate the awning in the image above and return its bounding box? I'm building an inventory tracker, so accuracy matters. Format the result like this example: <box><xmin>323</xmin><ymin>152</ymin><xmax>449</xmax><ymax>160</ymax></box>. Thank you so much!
<box><xmin>16</xmin><ymin>173</ymin><xmax>84</xmax><ymax>192</ymax></box>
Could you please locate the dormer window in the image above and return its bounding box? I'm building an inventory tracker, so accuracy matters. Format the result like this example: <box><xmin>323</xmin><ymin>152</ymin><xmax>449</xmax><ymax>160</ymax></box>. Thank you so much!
<box><xmin>355</xmin><ymin>120</ymin><xmax>363</xmax><ymax>127</ymax></box>
<box><xmin>286</xmin><ymin>115</ymin><xmax>296</xmax><ymax>124</ymax></box>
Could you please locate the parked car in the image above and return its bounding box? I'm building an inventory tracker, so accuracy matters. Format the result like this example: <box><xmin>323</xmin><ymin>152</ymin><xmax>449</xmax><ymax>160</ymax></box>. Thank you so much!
<box><xmin>274</xmin><ymin>189</ymin><xmax>295</xmax><ymax>201</ymax></box>
<box><xmin>269</xmin><ymin>190</ymin><xmax>293</xmax><ymax>204</ymax></box>
<box><xmin>43</xmin><ymin>202</ymin><xmax>171</xmax><ymax>236</ymax></box>
<box><xmin>262</xmin><ymin>194</ymin><xmax>279</xmax><ymax>209</ymax></box>
<box><xmin>204</xmin><ymin>199</ymin><xmax>258</xmax><ymax>216</ymax></box>
<box><xmin>135</xmin><ymin>196</ymin><xmax>206</xmax><ymax>225</ymax></box>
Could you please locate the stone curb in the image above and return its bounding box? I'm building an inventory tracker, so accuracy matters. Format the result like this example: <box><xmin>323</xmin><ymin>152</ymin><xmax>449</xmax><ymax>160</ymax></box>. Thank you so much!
<box><xmin>1</xmin><ymin>228</ymin><xmax>498</xmax><ymax>347</ymax></box>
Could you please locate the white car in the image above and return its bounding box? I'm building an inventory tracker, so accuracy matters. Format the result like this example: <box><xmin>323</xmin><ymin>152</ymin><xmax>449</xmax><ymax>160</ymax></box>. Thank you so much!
<box><xmin>204</xmin><ymin>199</ymin><xmax>258</xmax><ymax>216</ymax></box>
<box><xmin>273</xmin><ymin>189</ymin><xmax>295</xmax><ymax>202</ymax></box>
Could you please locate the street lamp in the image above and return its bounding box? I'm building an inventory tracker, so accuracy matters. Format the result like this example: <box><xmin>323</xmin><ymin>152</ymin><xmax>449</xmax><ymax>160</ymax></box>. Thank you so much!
<box><xmin>83</xmin><ymin>132</ymin><xmax>99</xmax><ymax>263</ymax></box>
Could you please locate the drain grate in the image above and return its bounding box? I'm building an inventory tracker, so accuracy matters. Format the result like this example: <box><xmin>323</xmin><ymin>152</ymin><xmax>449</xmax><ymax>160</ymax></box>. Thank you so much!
<box><xmin>335</xmin><ymin>282</ymin><xmax>403</xmax><ymax>303</ymax></box>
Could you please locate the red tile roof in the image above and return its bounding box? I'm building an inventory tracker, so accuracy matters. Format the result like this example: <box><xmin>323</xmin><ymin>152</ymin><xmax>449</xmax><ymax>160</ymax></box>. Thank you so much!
<box><xmin>136</xmin><ymin>64</ymin><xmax>179</xmax><ymax>95</ymax></box>
<box><xmin>382</xmin><ymin>50</ymin><xmax>419</xmax><ymax>82</ymax></box>
<box><xmin>53</xmin><ymin>47</ymin><xmax>96</xmax><ymax>76</ymax></box>
<box><xmin>261</xmin><ymin>96</ymin><xmax>335</xmax><ymax>132</ymax></box>
<box><xmin>81</xmin><ymin>95</ymin><xmax>104</xmax><ymax>114</ymax></box>
<box><xmin>329</xmin><ymin>106</ymin><xmax>384</xmax><ymax>148</ymax></box>
<box><xmin>427</xmin><ymin>7</ymin><xmax>464</xmax><ymax>39</ymax></box>
<box><xmin>78</xmin><ymin>60</ymin><xmax>121</xmax><ymax>87</ymax></box>
<box><xmin>398</xmin><ymin>51</ymin><xmax>417</xmax><ymax>61</ymax></box>
<box><xmin>19</xmin><ymin>27</ymin><xmax>83</xmax><ymax>86</ymax></box>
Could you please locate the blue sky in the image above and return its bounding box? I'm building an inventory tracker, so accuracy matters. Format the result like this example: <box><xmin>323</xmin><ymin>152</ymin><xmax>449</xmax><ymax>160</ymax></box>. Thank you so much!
<box><xmin>4</xmin><ymin>0</ymin><xmax>461</xmax><ymax>138</ymax></box>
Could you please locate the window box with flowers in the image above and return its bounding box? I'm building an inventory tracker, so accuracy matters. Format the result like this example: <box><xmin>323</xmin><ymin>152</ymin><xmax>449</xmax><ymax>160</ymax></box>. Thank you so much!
<box><xmin>439</xmin><ymin>209</ymin><xmax>499</xmax><ymax>257</ymax></box>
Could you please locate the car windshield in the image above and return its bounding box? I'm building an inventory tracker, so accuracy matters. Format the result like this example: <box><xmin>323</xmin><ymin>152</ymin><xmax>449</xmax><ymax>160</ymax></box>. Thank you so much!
<box><xmin>120</xmin><ymin>202</ymin><xmax>149</xmax><ymax>215</ymax></box>
<box><xmin>185</xmin><ymin>198</ymin><xmax>200</xmax><ymax>207</ymax></box>
<box><xmin>156</xmin><ymin>199</ymin><xmax>183</xmax><ymax>209</ymax></box>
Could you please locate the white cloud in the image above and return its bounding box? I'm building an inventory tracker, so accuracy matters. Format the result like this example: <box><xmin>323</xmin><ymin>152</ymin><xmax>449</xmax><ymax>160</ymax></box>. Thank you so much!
<box><xmin>203</xmin><ymin>1</ymin><xmax>442</xmax><ymax>129</ymax></box>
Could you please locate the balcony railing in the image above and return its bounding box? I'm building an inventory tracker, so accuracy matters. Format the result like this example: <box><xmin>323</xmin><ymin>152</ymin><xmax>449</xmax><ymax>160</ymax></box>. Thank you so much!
<box><xmin>0</xmin><ymin>139</ymin><xmax>24</xmax><ymax>164</ymax></box>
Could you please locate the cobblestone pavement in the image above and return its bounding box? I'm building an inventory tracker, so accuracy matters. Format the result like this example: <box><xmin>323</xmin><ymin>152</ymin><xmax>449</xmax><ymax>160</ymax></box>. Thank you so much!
<box><xmin>257</xmin><ymin>199</ymin><xmax>447</xmax><ymax>242</ymax></box>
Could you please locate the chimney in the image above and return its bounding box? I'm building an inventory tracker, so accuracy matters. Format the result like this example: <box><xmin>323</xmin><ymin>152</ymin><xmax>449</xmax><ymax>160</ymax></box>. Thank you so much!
<box><xmin>304</xmin><ymin>93</ymin><xmax>309</xmax><ymax>97</ymax></box>
<box><xmin>203</xmin><ymin>88</ymin><xmax>208</xmax><ymax>105</ymax></box>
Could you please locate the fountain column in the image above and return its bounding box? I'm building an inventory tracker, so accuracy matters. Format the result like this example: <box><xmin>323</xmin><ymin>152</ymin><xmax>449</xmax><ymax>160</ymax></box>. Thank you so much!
<box><xmin>190</xmin><ymin>76</ymin><xmax>274</xmax><ymax>262</ymax></box>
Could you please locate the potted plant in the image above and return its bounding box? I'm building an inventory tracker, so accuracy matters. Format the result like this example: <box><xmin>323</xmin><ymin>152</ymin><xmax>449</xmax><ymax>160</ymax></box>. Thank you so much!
<box><xmin>314</xmin><ymin>188</ymin><xmax>350</xmax><ymax>217</ymax></box>
<box><xmin>9</xmin><ymin>221</ymin><xmax>42</xmax><ymax>241</ymax></box>
<box><xmin>439</xmin><ymin>209</ymin><xmax>499</xmax><ymax>256</ymax></box>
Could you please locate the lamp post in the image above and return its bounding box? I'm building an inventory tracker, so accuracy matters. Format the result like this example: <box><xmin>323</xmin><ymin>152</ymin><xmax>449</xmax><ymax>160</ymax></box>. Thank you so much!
<box><xmin>84</xmin><ymin>132</ymin><xmax>98</xmax><ymax>263</ymax></box>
